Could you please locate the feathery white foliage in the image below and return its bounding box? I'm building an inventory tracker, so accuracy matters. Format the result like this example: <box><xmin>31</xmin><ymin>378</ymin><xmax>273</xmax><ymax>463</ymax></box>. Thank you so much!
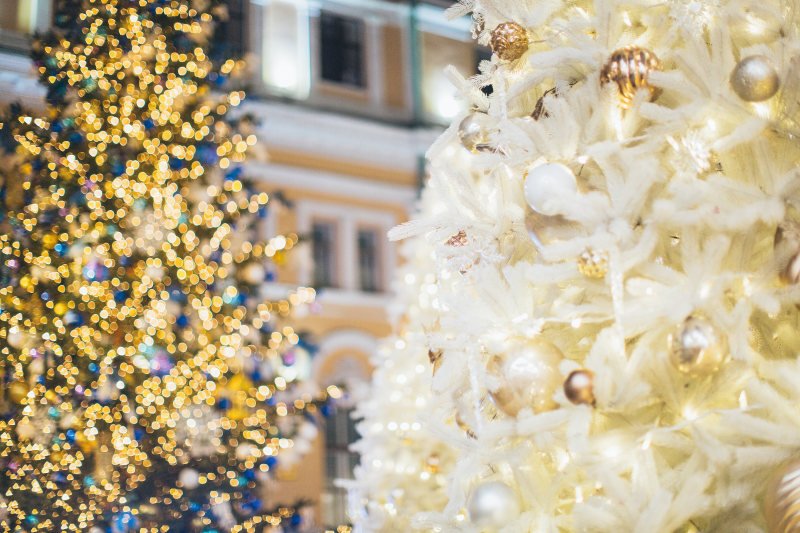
<box><xmin>360</xmin><ymin>0</ymin><xmax>800</xmax><ymax>531</ymax></box>
<box><xmin>349</xmin><ymin>188</ymin><xmax>458</xmax><ymax>532</ymax></box>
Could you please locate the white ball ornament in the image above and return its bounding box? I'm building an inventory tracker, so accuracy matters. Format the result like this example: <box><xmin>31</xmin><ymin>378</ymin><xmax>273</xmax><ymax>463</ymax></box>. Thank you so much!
<box><xmin>241</xmin><ymin>263</ymin><xmax>266</xmax><ymax>284</ymax></box>
<box><xmin>7</xmin><ymin>328</ymin><xmax>26</xmax><ymax>349</ymax></box>
<box><xmin>467</xmin><ymin>480</ymin><xmax>521</xmax><ymax>529</ymax></box>
<box><xmin>487</xmin><ymin>337</ymin><xmax>563</xmax><ymax>416</ymax></box>
<box><xmin>523</xmin><ymin>163</ymin><xmax>578</xmax><ymax>216</ymax></box>
<box><xmin>179</xmin><ymin>467</ymin><xmax>200</xmax><ymax>489</ymax></box>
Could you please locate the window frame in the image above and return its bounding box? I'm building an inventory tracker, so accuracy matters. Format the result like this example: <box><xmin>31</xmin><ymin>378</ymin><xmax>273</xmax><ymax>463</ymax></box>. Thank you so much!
<box><xmin>296</xmin><ymin>200</ymin><xmax>395</xmax><ymax>295</ymax></box>
<box><xmin>356</xmin><ymin>225</ymin><xmax>383</xmax><ymax>293</ymax></box>
<box><xmin>318</xmin><ymin>10</ymin><xmax>366</xmax><ymax>89</ymax></box>
<box><xmin>310</xmin><ymin>217</ymin><xmax>340</xmax><ymax>289</ymax></box>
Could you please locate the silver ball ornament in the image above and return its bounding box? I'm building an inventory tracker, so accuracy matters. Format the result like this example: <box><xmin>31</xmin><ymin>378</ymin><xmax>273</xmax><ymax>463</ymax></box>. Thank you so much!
<box><xmin>668</xmin><ymin>315</ymin><xmax>729</xmax><ymax>377</ymax></box>
<box><xmin>487</xmin><ymin>337</ymin><xmax>563</xmax><ymax>416</ymax></box>
<box><xmin>731</xmin><ymin>55</ymin><xmax>780</xmax><ymax>102</ymax></box>
<box><xmin>524</xmin><ymin>163</ymin><xmax>578</xmax><ymax>216</ymax></box>
<box><xmin>467</xmin><ymin>481</ymin><xmax>521</xmax><ymax>529</ymax></box>
<box><xmin>458</xmin><ymin>112</ymin><xmax>493</xmax><ymax>153</ymax></box>
<box><xmin>765</xmin><ymin>457</ymin><xmax>800</xmax><ymax>533</ymax></box>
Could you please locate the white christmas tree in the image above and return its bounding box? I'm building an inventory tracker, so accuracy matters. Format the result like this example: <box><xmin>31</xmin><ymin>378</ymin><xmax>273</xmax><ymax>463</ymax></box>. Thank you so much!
<box><xmin>349</xmin><ymin>187</ymin><xmax>459</xmax><ymax>532</ymax></box>
<box><xmin>359</xmin><ymin>0</ymin><xmax>800</xmax><ymax>531</ymax></box>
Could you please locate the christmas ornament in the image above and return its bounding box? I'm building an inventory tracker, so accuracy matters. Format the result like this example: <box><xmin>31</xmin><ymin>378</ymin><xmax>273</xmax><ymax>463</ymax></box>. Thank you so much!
<box><xmin>774</xmin><ymin>221</ymin><xmax>800</xmax><ymax>284</ymax></box>
<box><xmin>564</xmin><ymin>369</ymin><xmax>595</xmax><ymax>406</ymax></box>
<box><xmin>179</xmin><ymin>467</ymin><xmax>200</xmax><ymax>489</ymax></box>
<box><xmin>8</xmin><ymin>381</ymin><xmax>30</xmax><ymax>403</ymax></box>
<box><xmin>600</xmin><ymin>46</ymin><xmax>662</xmax><ymax>107</ymax></box>
<box><xmin>6</xmin><ymin>328</ymin><xmax>26</xmax><ymax>349</ymax></box>
<box><xmin>15</xmin><ymin>418</ymin><xmax>36</xmax><ymax>440</ymax></box>
<box><xmin>765</xmin><ymin>457</ymin><xmax>800</xmax><ymax>533</ymax></box>
<box><xmin>467</xmin><ymin>480</ymin><xmax>521</xmax><ymax>528</ymax></box>
<box><xmin>524</xmin><ymin>162</ymin><xmax>578</xmax><ymax>216</ymax></box>
<box><xmin>577</xmin><ymin>249</ymin><xmax>609</xmax><ymax>278</ymax></box>
<box><xmin>668</xmin><ymin>315</ymin><xmax>729</xmax><ymax>376</ymax></box>
<box><xmin>731</xmin><ymin>55</ymin><xmax>780</xmax><ymax>102</ymax></box>
<box><xmin>487</xmin><ymin>337</ymin><xmax>563</xmax><ymax>416</ymax></box>
<box><xmin>241</xmin><ymin>262</ymin><xmax>265</xmax><ymax>284</ymax></box>
<box><xmin>490</xmin><ymin>22</ymin><xmax>529</xmax><ymax>62</ymax></box>
<box><xmin>458</xmin><ymin>112</ymin><xmax>492</xmax><ymax>153</ymax></box>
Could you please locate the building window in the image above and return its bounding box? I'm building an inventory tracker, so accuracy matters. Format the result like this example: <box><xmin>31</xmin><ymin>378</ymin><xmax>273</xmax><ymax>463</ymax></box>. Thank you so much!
<box><xmin>319</xmin><ymin>12</ymin><xmax>365</xmax><ymax>87</ymax></box>
<box><xmin>323</xmin><ymin>406</ymin><xmax>360</xmax><ymax>527</ymax></box>
<box><xmin>213</xmin><ymin>0</ymin><xmax>247</xmax><ymax>60</ymax></box>
<box><xmin>0</xmin><ymin>0</ymin><xmax>52</xmax><ymax>51</ymax></box>
<box><xmin>357</xmin><ymin>228</ymin><xmax>381</xmax><ymax>292</ymax></box>
<box><xmin>312</xmin><ymin>221</ymin><xmax>337</xmax><ymax>288</ymax></box>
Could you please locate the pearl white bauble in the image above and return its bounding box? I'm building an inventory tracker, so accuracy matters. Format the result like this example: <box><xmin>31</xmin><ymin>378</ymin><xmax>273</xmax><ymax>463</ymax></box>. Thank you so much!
<box><xmin>731</xmin><ymin>55</ymin><xmax>780</xmax><ymax>102</ymax></box>
<box><xmin>488</xmin><ymin>337</ymin><xmax>563</xmax><ymax>416</ymax></box>
<box><xmin>241</xmin><ymin>263</ymin><xmax>265</xmax><ymax>284</ymax></box>
<box><xmin>7</xmin><ymin>328</ymin><xmax>25</xmax><ymax>349</ymax></box>
<box><xmin>523</xmin><ymin>163</ymin><xmax>578</xmax><ymax>216</ymax></box>
<box><xmin>179</xmin><ymin>468</ymin><xmax>200</xmax><ymax>489</ymax></box>
<box><xmin>467</xmin><ymin>480</ymin><xmax>521</xmax><ymax>528</ymax></box>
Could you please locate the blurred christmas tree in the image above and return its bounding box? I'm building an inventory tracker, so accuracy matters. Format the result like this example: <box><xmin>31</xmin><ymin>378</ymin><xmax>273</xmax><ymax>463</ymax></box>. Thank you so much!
<box><xmin>349</xmin><ymin>187</ymin><xmax>456</xmax><ymax>532</ymax></box>
<box><xmin>0</xmin><ymin>1</ymin><xmax>323</xmax><ymax>531</ymax></box>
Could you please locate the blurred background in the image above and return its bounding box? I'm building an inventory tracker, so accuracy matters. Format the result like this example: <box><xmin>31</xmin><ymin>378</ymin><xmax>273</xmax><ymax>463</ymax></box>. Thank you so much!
<box><xmin>0</xmin><ymin>0</ymin><xmax>483</xmax><ymax>529</ymax></box>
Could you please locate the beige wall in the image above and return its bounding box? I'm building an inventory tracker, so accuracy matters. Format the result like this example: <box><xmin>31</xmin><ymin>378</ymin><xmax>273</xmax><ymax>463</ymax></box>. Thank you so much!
<box><xmin>257</xmin><ymin>144</ymin><xmax>410</xmax><ymax>527</ymax></box>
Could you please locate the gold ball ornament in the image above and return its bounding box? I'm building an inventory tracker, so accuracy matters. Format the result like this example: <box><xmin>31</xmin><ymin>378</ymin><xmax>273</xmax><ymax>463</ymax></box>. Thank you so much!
<box><xmin>7</xmin><ymin>381</ymin><xmax>30</xmax><ymax>403</ymax></box>
<box><xmin>564</xmin><ymin>369</ymin><xmax>595</xmax><ymax>406</ymax></box>
<box><xmin>765</xmin><ymin>457</ymin><xmax>800</xmax><ymax>533</ymax></box>
<box><xmin>487</xmin><ymin>337</ymin><xmax>563</xmax><ymax>416</ymax></box>
<box><xmin>731</xmin><ymin>55</ymin><xmax>780</xmax><ymax>102</ymax></box>
<box><xmin>577</xmin><ymin>249</ymin><xmax>609</xmax><ymax>278</ymax></box>
<box><xmin>457</xmin><ymin>111</ymin><xmax>493</xmax><ymax>153</ymax></box>
<box><xmin>489</xmin><ymin>22</ymin><xmax>529</xmax><ymax>62</ymax></box>
<box><xmin>668</xmin><ymin>315</ymin><xmax>729</xmax><ymax>377</ymax></box>
<box><xmin>601</xmin><ymin>46</ymin><xmax>663</xmax><ymax>108</ymax></box>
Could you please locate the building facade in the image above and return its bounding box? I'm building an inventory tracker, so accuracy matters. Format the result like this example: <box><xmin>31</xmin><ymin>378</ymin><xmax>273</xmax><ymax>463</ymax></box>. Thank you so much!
<box><xmin>0</xmin><ymin>0</ymin><xmax>480</xmax><ymax>528</ymax></box>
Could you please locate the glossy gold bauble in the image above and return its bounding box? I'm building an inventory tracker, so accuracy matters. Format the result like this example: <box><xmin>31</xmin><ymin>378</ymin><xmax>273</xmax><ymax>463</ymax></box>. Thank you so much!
<box><xmin>7</xmin><ymin>381</ymin><xmax>30</xmax><ymax>403</ymax></box>
<box><xmin>490</xmin><ymin>22</ymin><xmax>529</xmax><ymax>62</ymax></box>
<box><xmin>765</xmin><ymin>457</ymin><xmax>800</xmax><ymax>533</ymax></box>
<box><xmin>577</xmin><ymin>249</ymin><xmax>609</xmax><ymax>278</ymax></box>
<box><xmin>731</xmin><ymin>55</ymin><xmax>780</xmax><ymax>102</ymax></box>
<box><xmin>564</xmin><ymin>369</ymin><xmax>595</xmax><ymax>406</ymax></box>
<box><xmin>487</xmin><ymin>337</ymin><xmax>563</xmax><ymax>416</ymax></box>
<box><xmin>668</xmin><ymin>315</ymin><xmax>729</xmax><ymax>377</ymax></box>
<box><xmin>601</xmin><ymin>46</ymin><xmax>662</xmax><ymax>108</ymax></box>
